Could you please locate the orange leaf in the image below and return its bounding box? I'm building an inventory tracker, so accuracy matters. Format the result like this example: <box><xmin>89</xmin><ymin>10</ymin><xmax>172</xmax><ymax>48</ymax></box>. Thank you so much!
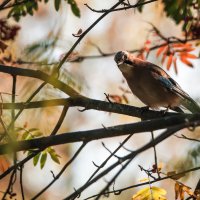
<box><xmin>175</xmin><ymin>182</ymin><xmax>180</xmax><ymax>199</ymax></box>
<box><xmin>145</xmin><ymin>40</ymin><xmax>151</xmax><ymax>45</ymax></box>
<box><xmin>172</xmin><ymin>43</ymin><xmax>192</xmax><ymax>48</ymax></box>
<box><xmin>175</xmin><ymin>47</ymin><xmax>195</xmax><ymax>52</ymax></box>
<box><xmin>156</xmin><ymin>45</ymin><xmax>167</xmax><ymax>57</ymax></box>
<box><xmin>172</xmin><ymin>43</ymin><xmax>185</xmax><ymax>48</ymax></box>
<box><xmin>137</xmin><ymin>53</ymin><xmax>144</xmax><ymax>60</ymax></box>
<box><xmin>122</xmin><ymin>94</ymin><xmax>129</xmax><ymax>104</ymax></box>
<box><xmin>173</xmin><ymin>57</ymin><xmax>178</xmax><ymax>74</ymax></box>
<box><xmin>184</xmin><ymin>47</ymin><xmax>195</xmax><ymax>52</ymax></box>
<box><xmin>180</xmin><ymin>186</ymin><xmax>184</xmax><ymax>200</ymax></box>
<box><xmin>144</xmin><ymin>46</ymin><xmax>150</xmax><ymax>52</ymax></box>
<box><xmin>180</xmin><ymin>56</ymin><xmax>193</xmax><ymax>67</ymax></box>
<box><xmin>0</xmin><ymin>156</ymin><xmax>10</xmax><ymax>172</ymax></box>
<box><xmin>161</xmin><ymin>54</ymin><xmax>167</xmax><ymax>64</ymax></box>
<box><xmin>109</xmin><ymin>95</ymin><xmax>122</xmax><ymax>103</ymax></box>
<box><xmin>166</xmin><ymin>54</ymin><xmax>173</xmax><ymax>70</ymax></box>
<box><xmin>180</xmin><ymin>53</ymin><xmax>198</xmax><ymax>59</ymax></box>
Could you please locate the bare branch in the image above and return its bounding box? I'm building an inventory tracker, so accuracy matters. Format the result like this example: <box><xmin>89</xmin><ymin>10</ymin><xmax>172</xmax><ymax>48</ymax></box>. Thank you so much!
<box><xmin>175</xmin><ymin>134</ymin><xmax>200</xmax><ymax>142</ymax></box>
<box><xmin>84</xmin><ymin>0</ymin><xmax>158</xmax><ymax>13</ymax></box>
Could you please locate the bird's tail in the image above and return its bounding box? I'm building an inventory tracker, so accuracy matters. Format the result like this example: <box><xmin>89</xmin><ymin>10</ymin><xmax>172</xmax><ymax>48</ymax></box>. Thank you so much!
<box><xmin>181</xmin><ymin>98</ymin><xmax>200</xmax><ymax>113</ymax></box>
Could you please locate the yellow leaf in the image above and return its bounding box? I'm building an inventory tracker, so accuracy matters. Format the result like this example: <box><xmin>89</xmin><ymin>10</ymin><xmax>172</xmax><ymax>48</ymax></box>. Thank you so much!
<box><xmin>139</xmin><ymin>178</ymin><xmax>150</xmax><ymax>183</ymax></box>
<box><xmin>132</xmin><ymin>186</ymin><xmax>167</xmax><ymax>200</ymax></box>
<box><xmin>167</xmin><ymin>171</ymin><xmax>185</xmax><ymax>180</ymax></box>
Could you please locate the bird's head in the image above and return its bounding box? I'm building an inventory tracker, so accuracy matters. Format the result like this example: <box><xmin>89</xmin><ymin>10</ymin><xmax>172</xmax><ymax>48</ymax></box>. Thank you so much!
<box><xmin>114</xmin><ymin>51</ymin><xmax>129</xmax><ymax>66</ymax></box>
<box><xmin>114</xmin><ymin>51</ymin><xmax>134</xmax><ymax>74</ymax></box>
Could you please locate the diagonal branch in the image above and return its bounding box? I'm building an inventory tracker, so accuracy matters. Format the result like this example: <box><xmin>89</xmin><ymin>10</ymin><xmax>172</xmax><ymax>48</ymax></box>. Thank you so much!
<box><xmin>64</xmin><ymin>126</ymin><xmax>183</xmax><ymax>199</ymax></box>
<box><xmin>0</xmin><ymin>64</ymin><xmax>79</xmax><ymax>97</ymax></box>
<box><xmin>86</xmin><ymin>166</ymin><xmax>200</xmax><ymax>199</ymax></box>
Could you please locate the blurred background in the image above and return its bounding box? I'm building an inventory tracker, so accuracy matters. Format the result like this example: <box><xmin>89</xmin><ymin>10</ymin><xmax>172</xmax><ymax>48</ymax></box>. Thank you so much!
<box><xmin>0</xmin><ymin>0</ymin><xmax>199</xmax><ymax>199</ymax></box>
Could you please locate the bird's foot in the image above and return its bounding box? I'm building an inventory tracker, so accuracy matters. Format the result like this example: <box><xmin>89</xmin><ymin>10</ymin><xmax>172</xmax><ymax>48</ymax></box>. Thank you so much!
<box><xmin>159</xmin><ymin>107</ymin><xmax>169</xmax><ymax>116</ymax></box>
<box><xmin>141</xmin><ymin>106</ymin><xmax>150</xmax><ymax>114</ymax></box>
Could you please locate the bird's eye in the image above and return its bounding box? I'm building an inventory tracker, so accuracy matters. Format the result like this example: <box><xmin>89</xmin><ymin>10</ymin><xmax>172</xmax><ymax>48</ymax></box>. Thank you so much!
<box><xmin>123</xmin><ymin>54</ymin><xmax>127</xmax><ymax>60</ymax></box>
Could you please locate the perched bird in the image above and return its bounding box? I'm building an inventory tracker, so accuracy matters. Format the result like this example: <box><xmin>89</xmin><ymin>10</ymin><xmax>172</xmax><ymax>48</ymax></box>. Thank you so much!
<box><xmin>114</xmin><ymin>51</ymin><xmax>200</xmax><ymax>113</ymax></box>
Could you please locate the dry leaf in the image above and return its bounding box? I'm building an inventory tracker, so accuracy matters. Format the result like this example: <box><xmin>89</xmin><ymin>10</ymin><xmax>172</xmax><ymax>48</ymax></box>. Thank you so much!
<box><xmin>72</xmin><ymin>28</ymin><xmax>83</xmax><ymax>37</ymax></box>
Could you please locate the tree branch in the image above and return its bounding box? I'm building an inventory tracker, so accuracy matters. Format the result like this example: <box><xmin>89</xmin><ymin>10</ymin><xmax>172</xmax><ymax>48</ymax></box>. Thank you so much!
<box><xmin>0</xmin><ymin>114</ymin><xmax>199</xmax><ymax>155</ymax></box>
<box><xmin>85</xmin><ymin>0</ymin><xmax>158</xmax><ymax>13</ymax></box>
<box><xmin>85</xmin><ymin>166</ymin><xmax>200</xmax><ymax>199</ymax></box>
<box><xmin>0</xmin><ymin>64</ymin><xmax>79</xmax><ymax>97</ymax></box>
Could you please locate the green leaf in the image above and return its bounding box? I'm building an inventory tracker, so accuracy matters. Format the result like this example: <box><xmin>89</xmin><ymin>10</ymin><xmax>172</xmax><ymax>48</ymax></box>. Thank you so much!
<box><xmin>40</xmin><ymin>152</ymin><xmax>47</xmax><ymax>169</ymax></box>
<box><xmin>32</xmin><ymin>131</ymin><xmax>43</xmax><ymax>137</ymax></box>
<box><xmin>48</xmin><ymin>147</ymin><xmax>61</xmax><ymax>164</ymax></box>
<box><xmin>137</xmin><ymin>0</ymin><xmax>145</xmax><ymax>12</ymax></box>
<box><xmin>55</xmin><ymin>0</ymin><xmax>61</xmax><ymax>11</ymax></box>
<box><xmin>28</xmin><ymin>128</ymin><xmax>38</xmax><ymax>132</ymax></box>
<box><xmin>33</xmin><ymin>153</ymin><xmax>41</xmax><ymax>166</ymax></box>
<box><xmin>67</xmin><ymin>0</ymin><xmax>80</xmax><ymax>17</ymax></box>
<box><xmin>22</xmin><ymin>130</ymin><xmax>30</xmax><ymax>140</ymax></box>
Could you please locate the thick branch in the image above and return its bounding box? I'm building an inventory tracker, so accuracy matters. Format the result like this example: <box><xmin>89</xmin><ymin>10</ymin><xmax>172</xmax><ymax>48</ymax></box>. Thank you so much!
<box><xmin>0</xmin><ymin>96</ymin><xmax>177</xmax><ymax>119</ymax></box>
<box><xmin>0</xmin><ymin>114</ymin><xmax>199</xmax><ymax>155</ymax></box>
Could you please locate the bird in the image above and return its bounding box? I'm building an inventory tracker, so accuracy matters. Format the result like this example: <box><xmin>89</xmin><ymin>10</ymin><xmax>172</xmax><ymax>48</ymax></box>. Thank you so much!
<box><xmin>114</xmin><ymin>50</ymin><xmax>200</xmax><ymax>113</ymax></box>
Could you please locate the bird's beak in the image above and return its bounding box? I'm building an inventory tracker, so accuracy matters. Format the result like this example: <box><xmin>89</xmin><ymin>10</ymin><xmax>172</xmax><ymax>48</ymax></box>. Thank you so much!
<box><xmin>116</xmin><ymin>60</ymin><xmax>123</xmax><ymax>66</ymax></box>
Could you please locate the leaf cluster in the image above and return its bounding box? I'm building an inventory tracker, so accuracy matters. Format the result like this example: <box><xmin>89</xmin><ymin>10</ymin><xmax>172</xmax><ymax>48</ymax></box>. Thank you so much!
<box><xmin>16</xmin><ymin>127</ymin><xmax>61</xmax><ymax>169</ymax></box>
<box><xmin>8</xmin><ymin>0</ymin><xmax>80</xmax><ymax>21</ymax></box>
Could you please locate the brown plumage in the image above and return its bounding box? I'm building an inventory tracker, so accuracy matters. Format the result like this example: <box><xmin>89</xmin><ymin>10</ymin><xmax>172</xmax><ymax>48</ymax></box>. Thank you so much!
<box><xmin>114</xmin><ymin>51</ymin><xmax>200</xmax><ymax>113</ymax></box>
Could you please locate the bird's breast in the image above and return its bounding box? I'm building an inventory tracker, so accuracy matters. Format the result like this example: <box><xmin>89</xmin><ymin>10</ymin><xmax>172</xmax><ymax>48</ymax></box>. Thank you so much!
<box><xmin>121</xmin><ymin>68</ymin><xmax>181</xmax><ymax>108</ymax></box>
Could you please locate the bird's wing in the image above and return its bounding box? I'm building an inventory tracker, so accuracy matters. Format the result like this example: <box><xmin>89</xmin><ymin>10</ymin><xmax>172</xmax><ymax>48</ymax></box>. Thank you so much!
<box><xmin>148</xmin><ymin>64</ymin><xmax>200</xmax><ymax>113</ymax></box>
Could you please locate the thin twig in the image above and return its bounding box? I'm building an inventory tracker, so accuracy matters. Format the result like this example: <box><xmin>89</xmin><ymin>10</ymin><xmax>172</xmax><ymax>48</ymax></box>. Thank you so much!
<box><xmin>151</xmin><ymin>131</ymin><xmax>160</xmax><ymax>178</ymax></box>
<box><xmin>87</xmin><ymin>134</ymin><xmax>133</xmax><ymax>183</ymax></box>
<box><xmin>175</xmin><ymin>134</ymin><xmax>200</xmax><ymax>142</ymax></box>
<box><xmin>31</xmin><ymin>142</ymin><xmax>87</xmax><ymax>200</ymax></box>
<box><xmin>84</xmin><ymin>0</ymin><xmax>158</xmax><ymax>13</ymax></box>
<box><xmin>64</xmin><ymin>126</ymin><xmax>184</xmax><ymax>200</ymax></box>
<box><xmin>56</xmin><ymin>0</ymin><xmax>126</xmax><ymax>72</ymax></box>
<box><xmin>19</xmin><ymin>165</ymin><xmax>25</xmax><ymax>200</ymax></box>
